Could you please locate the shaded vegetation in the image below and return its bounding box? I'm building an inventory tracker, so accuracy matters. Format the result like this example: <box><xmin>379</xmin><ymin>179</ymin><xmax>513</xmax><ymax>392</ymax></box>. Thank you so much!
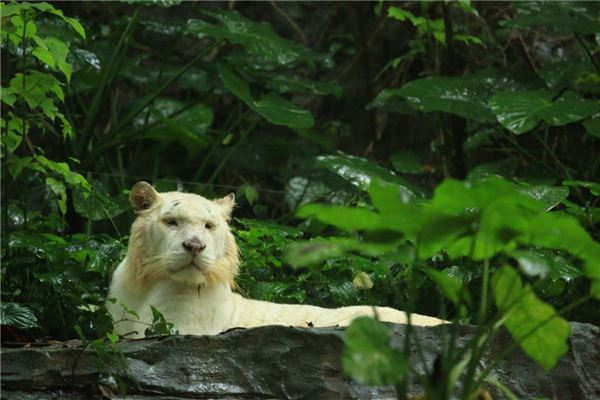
<box><xmin>1</xmin><ymin>1</ymin><xmax>599</xmax><ymax>398</ymax></box>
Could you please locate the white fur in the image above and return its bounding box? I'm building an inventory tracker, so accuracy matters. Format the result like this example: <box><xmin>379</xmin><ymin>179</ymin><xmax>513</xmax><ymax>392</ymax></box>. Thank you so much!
<box><xmin>107</xmin><ymin>183</ymin><xmax>446</xmax><ymax>338</ymax></box>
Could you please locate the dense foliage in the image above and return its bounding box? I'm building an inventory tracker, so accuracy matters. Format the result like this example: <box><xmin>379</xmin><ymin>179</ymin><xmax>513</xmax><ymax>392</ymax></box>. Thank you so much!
<box><xmin>1</xmin><ymin>1</ymin><xmax>599</xmax><ymax>398</ymax></box>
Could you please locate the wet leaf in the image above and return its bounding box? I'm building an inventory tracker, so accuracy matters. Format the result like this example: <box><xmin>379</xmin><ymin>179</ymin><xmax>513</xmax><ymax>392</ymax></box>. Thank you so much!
<box><xmin>506</xmin><ymin>2</ymin><xmax>600</xmax><ymax>34</ymax></box>
<box><xmin>493</xmin><ymin>266</ymin><xmax>571</xmax><ymax>370</ymax></box>
<box><xmin>316</xmin><ymin>152</ymin><xmax>424</xmax><ymax>198</ymax></box>
<box><xmin>0</xmin><ymin>303</ymin><xmax>39</xmax><ymax>329</ymax></box>
<box><xmin>186</xmin><ymin>9</ymin><xmax>320</xmax><ymax>67</ymax></box>
<box><xmin>217</xmin><ymin>64</ymin><xmax>314</xmax><ymax>128</ymax></box>
<box><xmin>343</xmin><ymin>317</ymin><xmax>407</xmax><ymax>386</ymax></box>
<box><xmin>490</xmin><ymin>91</ymin><xmax>600</xmax><ymax>134</ymax></box>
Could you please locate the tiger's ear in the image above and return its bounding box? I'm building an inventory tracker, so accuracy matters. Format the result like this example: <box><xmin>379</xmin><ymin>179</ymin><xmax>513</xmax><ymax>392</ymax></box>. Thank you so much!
<box><xmin>129</xmin><ymin>181</ymin><xmax>159</xmax><ymax>212</ymax></box>
<box><xmin>214</xmin><ymin>193</ymin><xmax>235</xmax><ymax>220</ymax></box>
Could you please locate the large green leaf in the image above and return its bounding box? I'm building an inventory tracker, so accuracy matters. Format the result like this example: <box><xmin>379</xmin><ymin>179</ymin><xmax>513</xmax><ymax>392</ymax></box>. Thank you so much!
<box><xmin>493</xmin><ymin>266</ymin><xmax>571</xmax><ymax>370</ymax></box>
<box><xmin>538</xmin><ymin>60</ymin><xmax>597</xmax><ymax>90</ymax></box>
<box><xmin>511</xmin><ymin>248</ymin><xmax>582</xmax><ymax>281</ymax></box>
<box><xmin>138</xmin><ymin>100</ymin><xmax>214</xmax><ymax>157</ymax></box>
<box><xmin>506</xmin><ymin>2</ymin><xmax>600</xmax><ymax>34</ymax></box>
<box><xmin>490</xmin><ymin>90</ymin><xmax>600</xmax><ymax>134</ymax></box>
<box><xmin>73</xmin><ymin>182</ymin><xmax>129</xmax><ymax>221</ymax></box>
<box><xmin>583</xmin><ymin>117</ymin><xmax>600</xmax><ymax>138</ymax></box>
<box><xmin>253</xmin><ymin>92</ymin><xmax>314</xmax><ymax>128</ymax></box>
<box><xmin>217</xmin><ymin>64</ymin><xmax>314</xmax><ymax>128</ymax></box>
<box><xmin>316</xmin><ymin>153</ymin><xmax>424</xmax><ymax>198</ymax></box>
<box><xmin>286</xmin><ymin>237</ymin><xmax>398</xmax><ymax>268</ymax></box>
<box><xmin>342</xmin><ymin>317</ymin><xmax>407</xmax><ymax>386</ymax></box>
<box><xmin>375</xmin><ymin>70</ymin><xmax>536</xmax><ymax>122</ymax></box>
<box><xmin>31</xmin><ymin>2</ymin><xmax>86</xmax><ymax>39</ymax></box>
<box><xmin>384</xmin><ymin>76</ymin><xmax>495</xmax><ymax>122</ymax></box>
<box><xmin>390</xmin><ymin>150</ymin><xmax>424</xmax><ymax>174</ymax></box>
<box><xmin>186</xmin><ymin>9</ymin><xmax>320</xmax><ymax>68</ymax></box>
<box><xmin>296</xmin><ymin>204</ymin><xmax>385</xmax><ymax>231</ymax></box>
<box><xmin>265</xmin><ymin>75</ymin><xmax>342</xmax><ymax>98</ymax></box>
<box><xmin>518</xmin><ymin>185</ymin><xmax>569</xmax><ymax>212</ymax></box>
<box><xmin>0</xmin><ymin>302</ymin><xmax>39</xmax><ymax>329</ymax></box>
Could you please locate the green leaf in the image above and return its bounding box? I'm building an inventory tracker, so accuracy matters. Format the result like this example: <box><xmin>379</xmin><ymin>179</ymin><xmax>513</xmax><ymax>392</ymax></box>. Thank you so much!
<box><xmin>538</xmin><ymin>60</ymin><xmax>596</xmax><ymax>90</ymax></box>
<box><xmin>387</xmin><ymin>76</ymin><xmax>496</xmax><ymax>122</ymax></box>
<box><xmin>342</xmin><ymin>317</ymin><xmax>407</xmax><ymax>386</ymax></box>
<box><xmin>32</xmin><ymin>46</ymin><xmax>56</xmax><ymax>69</ymax></box>
<box><xmin>216</xmin><ymin>63</ymin><xmax>254</xmax><ymax>104</ymax></box>
<box><xmin>0</xmin><ymin>302</ymin><xmax>39</xmax><ymax>329</ymax></box>
<box><xmin>490</xmin><ymin>90</ymin><xmax>600</xmax><ymax>134</ymax></box>
<box><xmin>493</xmin><ymin>266</ymin><xmax>571</xmax><ymax>370</ymax></box>
<box><xmin>467</xmin><ymin>158</ymin><xmax>518</xmax><ymax>182</ymax></box>
<box><xmin>506</xmin><ymin>2</ymin><xmax>600</xmax><ymax>35</ymax></box>
<box><xmin>217</xmin><ymin>64</ymin><xmax>314</xmax><ymax>128</ymax></box>
<box><xmin>518</xmin><ymin>185</ymin><xmax>569</xmax><ymax>212</ymax></box>
<box><xmin>266</xmin><ymin>75</ymin><xmax>342</xmax><ymax>98</ymax></box>
<box><xmin>286</xmin><ymin>237</ymin><xmax>395</xmax><ymax>268</ymax></box>
<box><xmin>390</xmin><ymin>150</ymin><xmax>424</xmax><ymax>174</ymax></box>
<box><xmin>35</xmin><ymin>156</ymin><xmax>91</xmax><ymax>193</ymax></box>
<box><xmin>583</xmin><ymin>117</ymin><xmax>600</xmax><ymax>138</ymax></box>
<box><xmin>296</xmin><ymin>204</ymin><xmax>385</xmax><ymax>231</ymax></box>
<box><xmin>511</xmin><ymin>248</ymin><xmax>582</xmax><ymax>281</ymax></box>
<box><xmin>46</xmin><ymin>176</ymin><xmax>67</xmax><ymax>215</ymax></box>
<box><xmin>31</xmin><ymin>2</ymin><xmax>86</xmax><ymax>39</ymax></box>
<box><xmin>562</xmin><ymin>180</ymin><xmax>600</xmax><ymax>196</ymax></box>
<box><xmin>186</xmin><ymin>9</ymin><xmax>320</xmax><ymax>67</ymax></box>
<box><xmin>316</xmin><ymin>152</ymin><xmax>424</xmax><ymax>198</ymax></box>
<box><xmin>237</xmin><ymin>183</ymin><xmax>259</xmax><ymax>205</ymax></box>
<box><xmin>253</xmin><ymin>92</ymin><xmax>314</xmax><ymax>129</ymax></box>
<box><xmin>73</xmin><ymin>182</ymin><xmax>129</xmax><ymax>221</ymax></box>
<box><xmin>106</xmin><ymin>330</ymin><xmax>119</xmax><ymax>344</ymax></box>
<box><xmin>422</xmin><ymin>267</ymin><xmax>470</xmax><ymax>306</ymax></box>
<box><xmin>141</xmin><ymin>100</ymin><xmax>214</xmax><ymax>157</ymax></box>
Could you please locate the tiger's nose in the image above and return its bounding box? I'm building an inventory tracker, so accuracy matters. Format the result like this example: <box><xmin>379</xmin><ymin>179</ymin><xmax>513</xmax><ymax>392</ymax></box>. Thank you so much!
<box><xmin>182</xmin><ymin>237</ymin><xmax>206</xmax><ymax>256</ymax></box>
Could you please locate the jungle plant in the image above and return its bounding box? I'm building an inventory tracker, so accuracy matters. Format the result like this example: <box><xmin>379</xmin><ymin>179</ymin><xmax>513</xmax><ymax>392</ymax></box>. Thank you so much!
<box><xmin>291</xmin><ymin>176</ymin><xmax>599</xmax><ymax>399</ymax></box>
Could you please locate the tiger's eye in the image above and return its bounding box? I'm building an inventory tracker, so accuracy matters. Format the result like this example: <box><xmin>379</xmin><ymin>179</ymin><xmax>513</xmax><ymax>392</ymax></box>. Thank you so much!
<box><xmin>205</xmin><ymin>222</ymin><xmax>215</xmax><ymax>230</ymax></box>
<box><xmin>164</xmin><ymin>218</ymin><xmax>178</xmax><ymax>227</ymax></box>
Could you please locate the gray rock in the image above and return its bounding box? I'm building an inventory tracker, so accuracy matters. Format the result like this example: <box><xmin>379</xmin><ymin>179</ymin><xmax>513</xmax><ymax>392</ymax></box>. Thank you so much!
<box><xmin>1</xmin><ymin>322</ymin><xmax>598</xmax><ymax>399</ymax></box>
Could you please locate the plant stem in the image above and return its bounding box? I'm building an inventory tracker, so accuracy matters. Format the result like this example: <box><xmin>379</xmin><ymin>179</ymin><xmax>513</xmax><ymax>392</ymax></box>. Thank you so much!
<box><xmin>192</xmin><ymin>103</ymin><xmax>244</xmax><ymax>186</ymax></box>
<box><xmin>206</xmin><ymin>118</ymin><xmax>259</xmax><ymax>187</ymax></box>
<box><xmin>478</xmin><ymin>258</ymin><xmax>490</xmax><ymax>326</ymax></box>
<box><xmin>107</xmin><ymin>40</ymin><xmax>222</xmax><ymax>140</ymax></box>
<box><xmin>574</xmin><ymin>33</ymin><xmax>600</xmax><ymax>75</ymax></box>
<box><xmin>78</xmin><ymin>8</ymin><xmax>141</xmax><ymax>157</ymax></box>
<box><xmin>473</xmin><ymin>294</ymin><xmax>592</xmax><ymax>389</ymax></box>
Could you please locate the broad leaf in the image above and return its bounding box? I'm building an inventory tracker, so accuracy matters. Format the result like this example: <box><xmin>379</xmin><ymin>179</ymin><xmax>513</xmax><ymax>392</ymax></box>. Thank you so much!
<box><xmin>342</xmin><ymin>317</ymin><xmax>407</xmax><ymax>386</ymax></box>
<box><xmin>286</xmin><ymin>237</ymin><xmax>398</xmax><ymax>268</ymax></box>
<box><xmin>186</xmin><ymin>9</ymin><xmax>320</xmax><ymax>68</ymax></box>
<box><xmin>217</xmin><ymin>64</ymin><xmax>314</xmax><ymax>128</ymax></box>
<box><xmin>562</xmin><ymin>180</ymin><xmax>600</xmax><ymax>196</ymax></box>
<box><xmin>253</xmin><ymin>92</ymin><xmax>314</xmax><ymax>129</ymax></box>
<box><xmin>538</xmin><ymin>60</ymin><xmax>597</xmax><ymax>90</ymax></box>
<box><xmin>73</xmin><ymin>182</ymin><xmax>129</xmax><ymax>221</ymax></box>
<box><xmin>296</xmin><ymin>204</ymin><xmax>385</xmax><ymax>231</ymax></box>
<box><xmin>583</xmin><ymin>117</ymin><xmax>600</xmax><ymax>138</ymax></box>
<box><xmin>422</xmin><ymin>267</ymin><xmax>470</xmax><ymax>306</ymax></box>
<box><xmin>31</xmin><ymin>2</ymin><xmax>86</xmax><ymax>39</ymax></box>
<box><xmin>0</xmin><ymin>302</ymin><xmax>39</xmax><ymax>329</ymax></box>
<box><xmin>511</xmin><ymin>248</ymin><xmax>582</xmax><ymax>281</ymax></box>
<box><xmin>316</xmin><ymin>153</ymin><xmax>424</xmax><ymax>198</ymax></box>
<box><xmin>377</xmin><ymin>70</ymin><xmax>536</xmax><ymax>122</ymax></box>
<box><xmin>493</xmin><ymin>266</ymin><xmax>571</xmax><ymax>370</ymax></box>
<box><xmin>266</xmin><ymin>75</ymin><xmax>342</xmax><ymax>98</ymax></box>
<box><xmin>490</xmin><ymin>90</ymin><xmax>600</xmax><ymax>134</ymax></box>
<box><xmin>506</xmin><ymin>2</ymin><xmax>600</xmax><ymax>35</ymax></box>
<box><xmin>390</xmin><ymin>150</ymin><xmax>424</xmax><ymax>174</ymax></box>
<box><xmin>386</xmin><ymin>76</ymin><xmax>496</xmax><ymax>122</ymax></box>
<box><xmin>519</xmin><ymin>185</ymin><xmax>569</xmax><ymax>212</ymax></box>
